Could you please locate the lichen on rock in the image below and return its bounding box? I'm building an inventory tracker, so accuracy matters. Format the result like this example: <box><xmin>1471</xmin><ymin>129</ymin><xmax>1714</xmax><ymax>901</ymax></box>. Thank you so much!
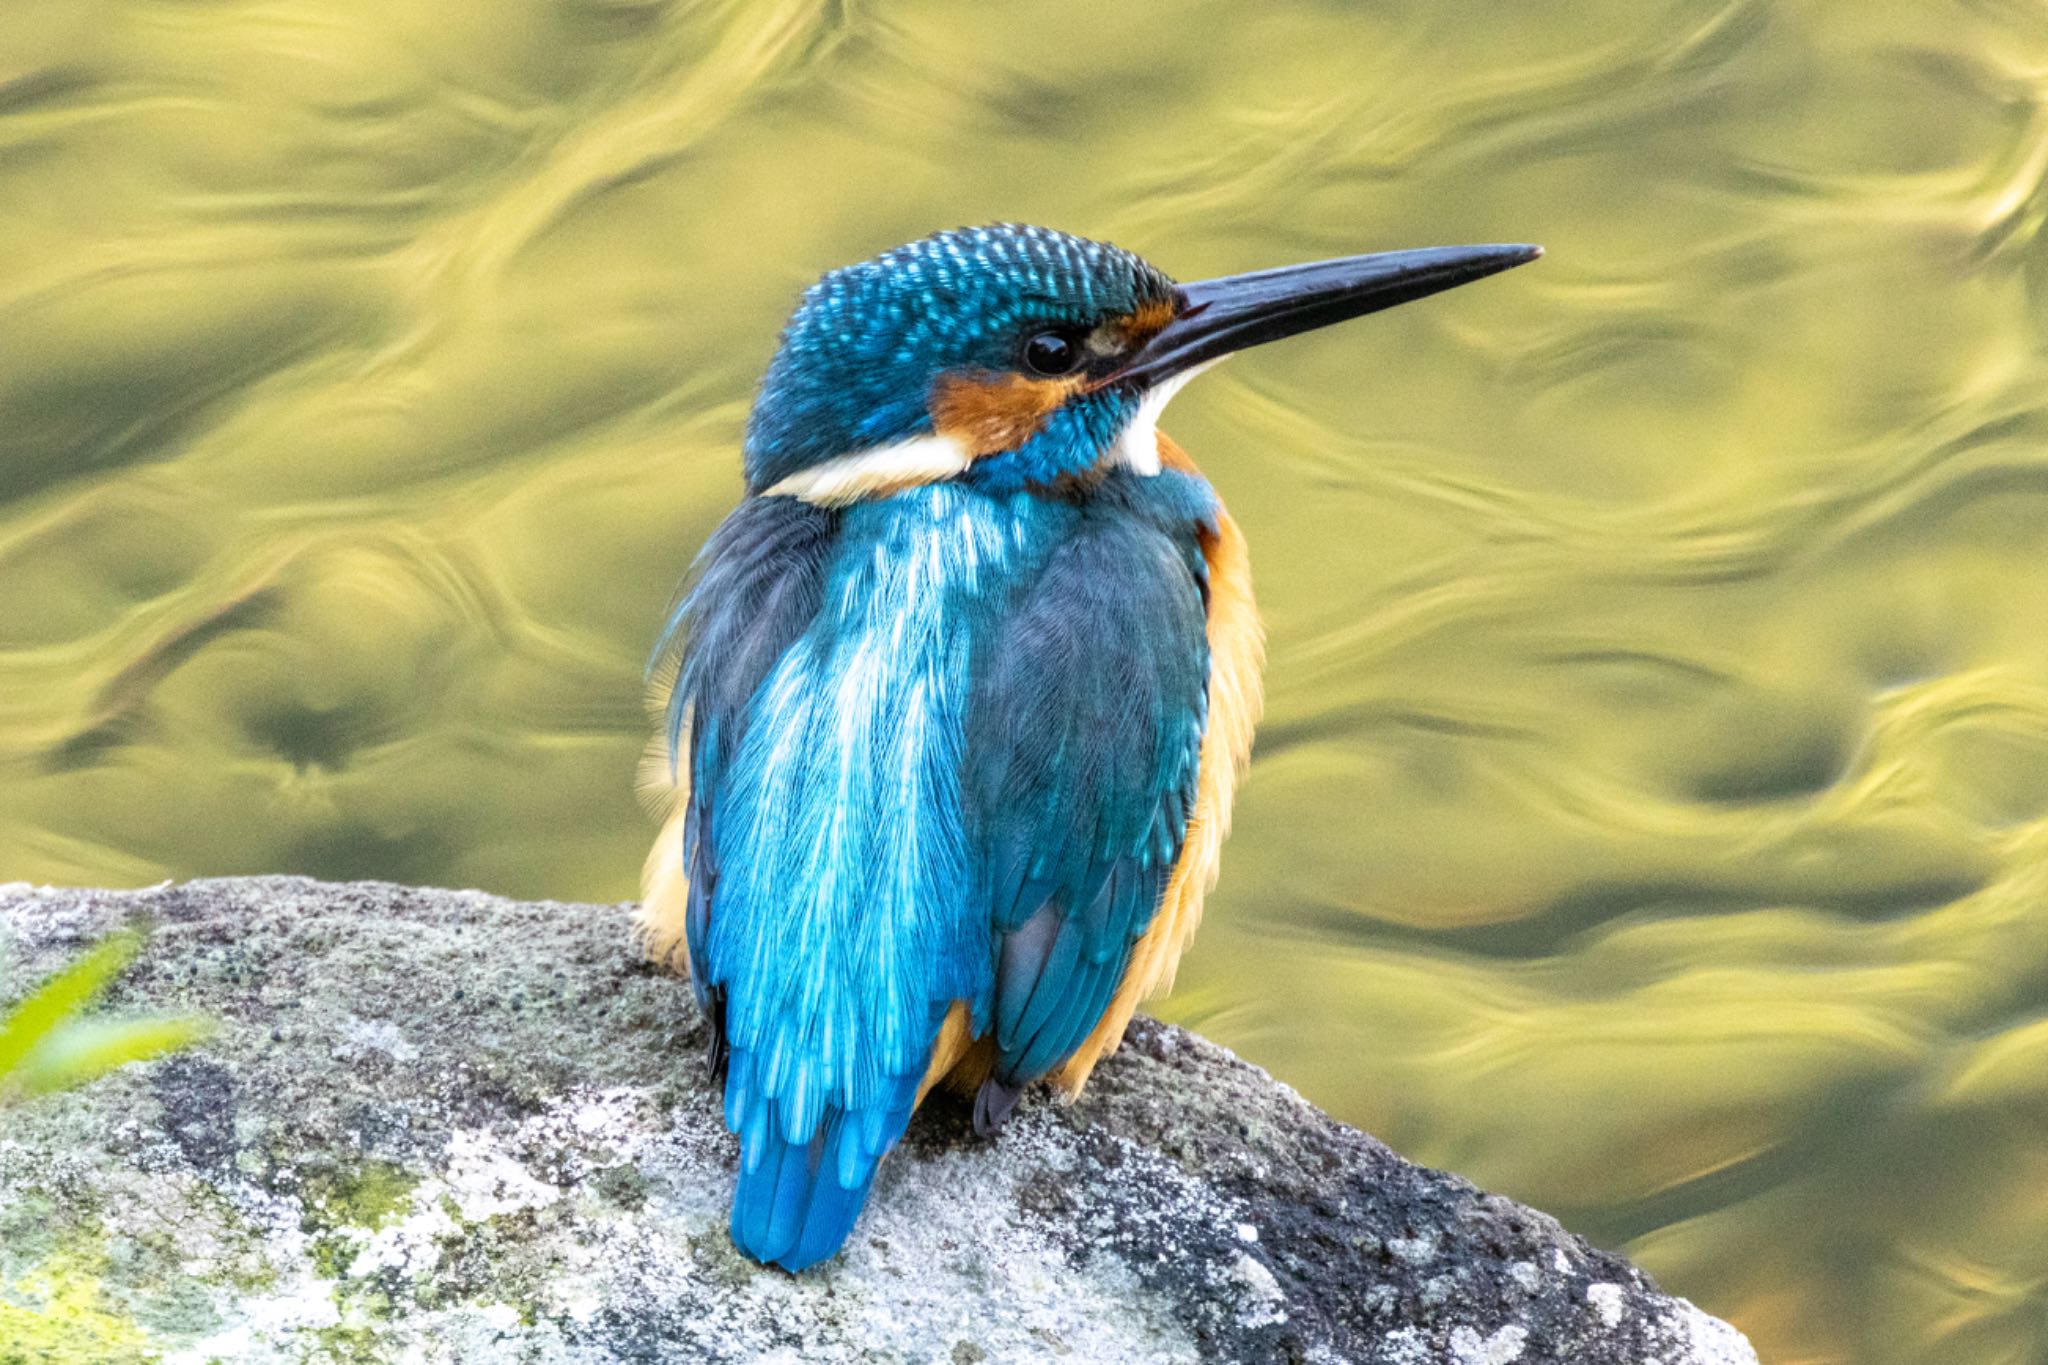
<box><xmin>0</xmin><ymin>878</ymin><xmax>1757</xmax><ymax>1363</ymax></box>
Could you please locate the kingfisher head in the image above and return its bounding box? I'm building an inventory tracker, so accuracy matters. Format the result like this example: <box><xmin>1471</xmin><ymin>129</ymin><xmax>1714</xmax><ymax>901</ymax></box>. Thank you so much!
<box><xmin>745</xmin><ymin>223</ymin><xmax>1539</xmax><ymax>504</ymax></box>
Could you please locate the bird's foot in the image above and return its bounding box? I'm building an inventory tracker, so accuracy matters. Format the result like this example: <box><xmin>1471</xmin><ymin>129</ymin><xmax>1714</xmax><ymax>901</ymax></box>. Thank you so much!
<box><xmin>972</xmin><ymin>1076</ymin><xmax>1025</xmax><ymax>1137</ymax></box>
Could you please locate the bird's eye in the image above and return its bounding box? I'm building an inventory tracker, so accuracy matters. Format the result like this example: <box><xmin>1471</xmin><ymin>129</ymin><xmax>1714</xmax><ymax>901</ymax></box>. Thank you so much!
<box><xmin>1021</xmin><ymin>330</ymin><xmax>1084</xmax><ymax>378</ymax></box>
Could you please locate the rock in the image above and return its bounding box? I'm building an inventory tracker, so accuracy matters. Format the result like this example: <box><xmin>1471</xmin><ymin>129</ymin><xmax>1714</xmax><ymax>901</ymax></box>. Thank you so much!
<box><xmin>0</xmin><ymin>877</ymin><xmax>1755</xmax><ymax>1364</ymax></box>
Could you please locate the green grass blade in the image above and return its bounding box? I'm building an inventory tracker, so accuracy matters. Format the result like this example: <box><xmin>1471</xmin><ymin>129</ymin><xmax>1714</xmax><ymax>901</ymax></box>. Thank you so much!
<box><xmin>0</xmin><ymin>930</ymin><xmax>143</xmax><ymax>1082</ymax></box>
<box><xmin>10</xmin><ymin>1015</ymin><xmax>213</xmax><ymax>1097</ymax></box>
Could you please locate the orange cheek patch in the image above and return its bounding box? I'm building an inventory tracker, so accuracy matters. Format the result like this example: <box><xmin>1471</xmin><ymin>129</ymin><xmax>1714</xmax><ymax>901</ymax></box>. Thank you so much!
<box><xmin>1128</xmin><ymin>297</ymin><xmax>1175</xmax><ymax>337</ymax></box>
<box><xmin>930</xmin><ymin>370</ymin><xmax>1081</xmax><ymax>457</ymax></box>
<box><xmin>1086</xmin><ymin>300</ymin><xmax>1176</xmax><ymax>361</ymax></box>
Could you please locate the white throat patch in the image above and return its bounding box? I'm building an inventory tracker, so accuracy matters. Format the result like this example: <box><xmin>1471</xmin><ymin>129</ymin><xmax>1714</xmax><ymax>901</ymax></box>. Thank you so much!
<box><xmin>1108</xmin><ymin>359</ymin><xmax>1220</xmax><ymax>476</ymax></box>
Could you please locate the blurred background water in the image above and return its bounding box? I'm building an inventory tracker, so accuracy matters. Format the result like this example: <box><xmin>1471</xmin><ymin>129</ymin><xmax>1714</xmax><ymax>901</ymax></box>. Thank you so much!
<box><xmin>5</xmin><ymin>1</ymin><xmax>2047</xmax><ymax>1358</ymax></box>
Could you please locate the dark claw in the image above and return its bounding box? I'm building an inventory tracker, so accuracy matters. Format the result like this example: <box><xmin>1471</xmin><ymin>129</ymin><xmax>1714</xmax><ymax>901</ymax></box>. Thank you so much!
<box><xmin>973</xmin><ymin>1076</ymin><xmax>1026</xmax><ymax>1137</ymax></box>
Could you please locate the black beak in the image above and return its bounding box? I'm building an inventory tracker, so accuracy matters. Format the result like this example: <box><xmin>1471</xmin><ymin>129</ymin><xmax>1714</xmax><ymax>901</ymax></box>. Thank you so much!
<box><xmin>1114</xmin><ymin>243</ymin><xmax>1541</xmax><ymax>389</ymax></box>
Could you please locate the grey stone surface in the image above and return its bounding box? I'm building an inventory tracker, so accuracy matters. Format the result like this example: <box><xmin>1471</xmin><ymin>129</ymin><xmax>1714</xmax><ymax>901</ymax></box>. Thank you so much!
<box><xmin>0</xmin><ymin>877</ymin><xmax>1757</xmax><ymax>1364</ymax></box>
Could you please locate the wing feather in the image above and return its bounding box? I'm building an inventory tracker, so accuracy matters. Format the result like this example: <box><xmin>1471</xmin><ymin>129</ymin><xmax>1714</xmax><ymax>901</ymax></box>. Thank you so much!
<box><xmin>962</xmin><ymin>503</ymin><xmax>1209</xmax><ymax>1105</ymax></box>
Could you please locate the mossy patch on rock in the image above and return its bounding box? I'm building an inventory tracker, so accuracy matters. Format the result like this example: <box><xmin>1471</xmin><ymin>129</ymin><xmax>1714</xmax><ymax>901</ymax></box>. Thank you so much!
<box><xmin>0</xmin><ymin>1243</ymin><xmax>153</xmax><ymax>1365</ymax></box>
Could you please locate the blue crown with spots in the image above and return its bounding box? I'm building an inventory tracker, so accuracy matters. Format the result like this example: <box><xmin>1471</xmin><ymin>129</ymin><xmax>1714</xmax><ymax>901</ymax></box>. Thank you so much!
<box><xmin>744</xmin><ymin>224</ymin><xmax>1176</xmax><ymax>492</ymax></box>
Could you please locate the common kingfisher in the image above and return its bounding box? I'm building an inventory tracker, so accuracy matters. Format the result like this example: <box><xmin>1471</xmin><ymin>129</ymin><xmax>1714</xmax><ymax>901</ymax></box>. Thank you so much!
<box><xmin>641</xmin><ymin>224</ymin><xmax>1538</xmax><ymax>1272</ymax></box>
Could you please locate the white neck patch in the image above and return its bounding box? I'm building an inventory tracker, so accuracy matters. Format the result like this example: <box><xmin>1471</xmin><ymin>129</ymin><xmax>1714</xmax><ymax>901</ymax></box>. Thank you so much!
<box><xmin>1108</xmin><ymin>359</ymin><xmax>1220</xmax><ymax>476</ymax></box>
<box><xmin>762</xmin><ymin>433</ymin><xmax>973</xmax><ymax>506</ymax></box>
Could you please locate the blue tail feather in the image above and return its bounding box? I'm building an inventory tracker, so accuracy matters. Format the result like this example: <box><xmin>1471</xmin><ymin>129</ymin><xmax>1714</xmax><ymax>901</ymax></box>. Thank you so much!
<box><xmin>728</xmin><ymin>1064</ymin><xmax>921</xmax><ymax>1272</ymax></box>
<box><xmin>792</xmin><ymin>1155</ymin><xmax>879</xmax><ymax>1269</ymax></box>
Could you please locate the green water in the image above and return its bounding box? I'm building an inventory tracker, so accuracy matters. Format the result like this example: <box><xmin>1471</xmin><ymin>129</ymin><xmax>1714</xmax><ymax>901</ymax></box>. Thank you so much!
<box><xmin>5</xmin><ymin>2</ymin><xmax>2047</xmax><ymax>1358</ymax></box>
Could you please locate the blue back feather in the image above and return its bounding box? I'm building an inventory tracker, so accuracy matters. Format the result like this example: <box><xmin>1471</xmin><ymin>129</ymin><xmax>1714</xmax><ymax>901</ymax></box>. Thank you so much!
<box><xmin>651</xmin><ymin>495</ymin><xmax>837</xmax><ymax>1015</ymax></box>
